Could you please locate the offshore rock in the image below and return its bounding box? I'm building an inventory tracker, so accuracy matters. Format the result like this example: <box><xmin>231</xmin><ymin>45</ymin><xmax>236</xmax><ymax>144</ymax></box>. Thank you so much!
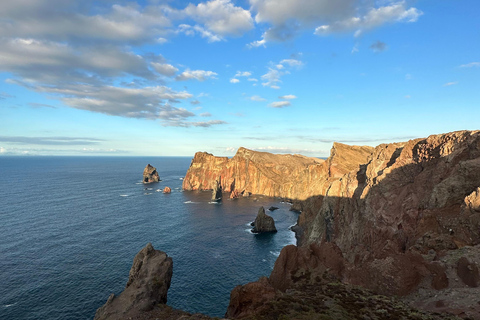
<box><xmin>163</xmin><ymin>186</ymin><xmax>171</xmax><ymax>194</ymax></box>
<box><xmin>212</xmin><ymin>177</ymin><xmax>222</xmax><ymax>202</ymax></box>
<box><xmin>143</xmin><ymin>164</ymin><xmax>160</xmax><ymax>183</ymax></box>
<box><xmin>251</xmin><ymin>207</ymin><xmax>277</xmax><ymax>233</ymax></box>
<box><xmin>94</xmin><ymin>243</ymin><xmax>173</xmax><ymax>320</ymax></box>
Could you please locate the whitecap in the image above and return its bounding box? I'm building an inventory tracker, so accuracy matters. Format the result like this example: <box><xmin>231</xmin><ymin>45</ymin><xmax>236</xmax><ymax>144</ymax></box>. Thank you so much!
<box><xmin>119</xmin><ymin>194</ymin><xmax>129</xmax><ymax>197</ymax></box>
<box><xmin>262</xmin><ymin>259</ymin><xmax>267</xmax><ymax>262</ymax></box>
<box><xmin>3</xmin><ymin>303</ymin><xmax>16</xmax><ymax>308</ymax></box>
<box><xmin>244</xmin><ymin>228</ymin><xmax>254</xmax><ymax>234</ymax></box>
<box><xmin>184</xmin><ymin>201</ymin><xmax>197</xmax><ymax>204</ymax></box>
<box><xmin>179</xmin><ymin>177</ymin><xmax>184</xmax><ymax>180</ymax></box>
<box><xmin>270</xmin><ymin>250</ymin><xmax>281</xmax><ymax>257</ymax></box>
<box><xmin>155</xmin><ymin>189</ymin><xmax>162</xmax><ymax>192</ymax></box>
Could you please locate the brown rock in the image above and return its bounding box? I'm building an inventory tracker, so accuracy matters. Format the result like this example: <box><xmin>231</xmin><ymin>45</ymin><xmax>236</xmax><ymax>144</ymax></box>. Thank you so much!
<box><xmin>251</xmin><ymin>207</ymin><xmax>277</xmax><ymax>233</ymax></box>
<box><xmin>163</xmin><ymin>187</ymin><xmax>171</xmax><ymax>193</ymax></box>
<box><xmin>94</xmin><ymin>243</ymin><xmax>173</xmax><ymax>320</ymax></box>
<box><xmin>143</xmin><ymin>164</ymin><xmax>160</xmax><ymax>183</ymax></box>
<box><xmin>225</xmin><ymin>277</ymin><xmax>276</xmax><ymax>319</ymax></box>
<box><xmin>212</xmin><ymin>177</ymin><xmax>222</xmax><ymax>202</ymax></box>
<box><xmin>457</xmin><ymin>256</ymin><xmax>479</xmax><ymax>287</ymax></box>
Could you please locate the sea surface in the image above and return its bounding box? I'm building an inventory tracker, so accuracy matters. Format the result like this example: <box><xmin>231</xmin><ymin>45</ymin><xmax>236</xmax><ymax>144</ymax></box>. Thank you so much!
<box><xmin>0</xmin><ymin>156</ymin><xmax>298</xmax><ymax>319</ymax></box>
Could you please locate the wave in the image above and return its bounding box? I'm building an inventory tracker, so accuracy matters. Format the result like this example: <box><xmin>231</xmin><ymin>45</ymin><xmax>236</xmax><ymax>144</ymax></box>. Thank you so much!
<box><xmin>208</xmin><ymin>201</ymin><xmax>221</xmax><ymax>205</ymax></box>
<box><xmin>119</xmin><ymin>194</ymin><xmax>129</xmax><ymax>197</ymax></box>
<box><xmin>155</xmin><ymin>189</ymin><xmax>162</xmax><ymax>192</ymax></box>
<box><xmin>3</xmin><ymin>303</ymin><xmax>16</xmax><ymax>308</ymax></box>
<box><xmin>269</xmin><ymin>250</ymin><xmax>281</xmax><ymax>257</ymax></box>
<box><xmin>184</xmin><ymin>201</ymin><xmax>197</xmax><ymax>204</ymax></box>
<box><xmin>144</xmin><ymin>192</ymin><xmax>152</xmax><ymax>195</ymax></box>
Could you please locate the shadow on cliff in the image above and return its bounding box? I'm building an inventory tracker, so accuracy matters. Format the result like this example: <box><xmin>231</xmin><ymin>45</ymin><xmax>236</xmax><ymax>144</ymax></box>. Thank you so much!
<box><xmin>226</xmin><ymin>134</ymin><xmax>480</xmax><ymax>318</ymax></box>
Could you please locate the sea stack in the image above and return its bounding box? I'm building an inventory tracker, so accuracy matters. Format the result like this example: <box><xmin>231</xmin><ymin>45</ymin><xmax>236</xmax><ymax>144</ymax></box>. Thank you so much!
<box><xmin>143</xmin><ymin>164</ymin><xmax>160</xmax><ymax>183</ymax></box>
<box><xmin>94</xmin><ymin>243</ymin><xmax>173</xmax><ymax>320</ymax></box>
<box><xmin>212</xmin><ymin>177</ymin><xmax>222</xmax><ymax>202</ymax></box>
<box><xmin>252</xmin><ymin>207</ymin><xmax>277</xmax><ymax>233</ymax></box>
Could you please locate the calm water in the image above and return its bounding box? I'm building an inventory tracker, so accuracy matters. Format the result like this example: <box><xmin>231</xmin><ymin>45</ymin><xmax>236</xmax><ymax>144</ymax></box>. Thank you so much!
<box><xmin>0</xmin><ymin>157</ymin><xmax>297</xmax><ymax>319</ymax></box>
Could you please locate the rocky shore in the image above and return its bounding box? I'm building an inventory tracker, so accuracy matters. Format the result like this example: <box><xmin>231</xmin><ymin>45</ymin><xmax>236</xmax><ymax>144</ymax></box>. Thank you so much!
<box><xmin>97</xmin><ymin>130</ymin><xmax>480</xmax><ymax>319</ymax></box>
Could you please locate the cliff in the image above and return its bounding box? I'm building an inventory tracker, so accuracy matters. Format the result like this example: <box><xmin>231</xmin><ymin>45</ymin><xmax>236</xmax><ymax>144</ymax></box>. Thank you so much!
<box><xmin>182</xmin><ymin>145</ymin><xmax>373</xmax><ymax>200</ymax></box>
<box><xmin>183</xmin><ymin>130</ymin><xmax>480</xmax><ymax>318</ymax></box>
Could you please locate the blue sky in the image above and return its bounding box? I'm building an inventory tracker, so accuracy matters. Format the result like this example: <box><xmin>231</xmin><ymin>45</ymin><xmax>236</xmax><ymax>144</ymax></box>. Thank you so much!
<box><xmin>0</xmin><ymin>0</ymin><xmax>478</xmax><ymax>157</ymax></box>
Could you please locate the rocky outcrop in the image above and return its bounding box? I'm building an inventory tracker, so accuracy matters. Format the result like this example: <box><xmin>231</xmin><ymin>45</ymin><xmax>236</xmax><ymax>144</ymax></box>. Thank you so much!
<box><xmin>143</xmin><ymin>164</ymin><xmax>160</xmax><ymax>183</ymax></box>
<box><xmin>163</xmin><ymin>187</ymin><xmax>171</xmax><ymax>194</ymax></box>
<box><xmin>251</xmin><ymin>207</ymin><xmax>277</xmax><ymax>233</ymax></box>
<box><xmin>94</xmin><ymin>243</ymin><xmax>173</xmax><ymax>320</ymax></box>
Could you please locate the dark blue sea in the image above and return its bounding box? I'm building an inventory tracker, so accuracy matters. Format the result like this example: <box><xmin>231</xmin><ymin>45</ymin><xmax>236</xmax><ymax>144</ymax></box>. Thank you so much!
<box><xmin>0</xmin><ymin>157</ymin><xmax>298</xmax><ymax>319</ymax></box>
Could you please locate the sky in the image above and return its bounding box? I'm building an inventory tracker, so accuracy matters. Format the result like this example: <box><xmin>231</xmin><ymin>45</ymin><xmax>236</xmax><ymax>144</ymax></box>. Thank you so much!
<box><xmin>0</xmin><ymin>0</ymin><xmax>479</xmax><ymax>157</ymax></box>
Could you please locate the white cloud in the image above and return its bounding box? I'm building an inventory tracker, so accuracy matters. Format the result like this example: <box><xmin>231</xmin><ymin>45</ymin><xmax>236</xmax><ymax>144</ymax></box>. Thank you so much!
<box><xmin>280</xmin><ymin>59</ymin><xmax>303</xmax><ymax>67</ymax></box>
<box><xmin>269</xmin><ymin>101</ymin><xmax>291</xmax><ymax>108</ymax></box>
<box><xmin>235</xmin><ymin>71</ymin><xmax>252</xmax><ymax>77</ymax></box>
<box><xmin>230</xmin><ymin>78</ymin><xmax>240</xmax><ymax>83</ymax></box>
<box><xmin>184</xmin><ymin>0</ymin><xmax>254</xmax><ymax>37</ymax></box>
<box><xmin>151</xmin><ymin>62</ymin><xmax>178</xmax><ymax>77</ymax></box>
<box><xmin>199</xmin><ymin>112</ymin><xmax>212</xmax><ymax>117</ymax></box>
<box><xmin>177</xmin><ymin>24</ymin><xmax>222</xmax><ymax>42</ymax></box>
<box><xmin>460</xmin><ymin>62</ymin><xmax>480</xmax><ymax>68</ymax></box>
<box><xmin>315</xmin><ymin>1</ymin><xmax>423</xmax><ymax>36</ymax></box>
<box><xmin>248</xmin><ymin>78</ymin><xmax>258</xmax><ymax>82</ymax></box>
<box><xmin>250</xmin><ymin>95</ymin><xmax>266</xmax><ymax>102</ymax></box>
<box><xmin>261</xmin><ymin>68</ymin><xmax>283</xmax><ymax>88</ymax></box>
<box><xmin>443</xmin><ymin>81</ymin><xmax>458</xmax><ymax>87</ymax></box>
<box><xmin>248</xmin><ymin>36</ymin><xmax>267</xmax><ymax>48</ymax></box>
<box><xmin>176</xmin><ymin>69</ymin><xmax>218</xmax><ymax>81</ymax></box>
<box><xmin>279</xmin><ymin>94</ymin><xmax>297</xmax><ymax>100</ymax></box>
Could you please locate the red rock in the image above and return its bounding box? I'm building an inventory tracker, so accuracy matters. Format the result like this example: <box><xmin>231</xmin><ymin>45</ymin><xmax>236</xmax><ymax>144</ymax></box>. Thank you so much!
<box><xmin>163</xmin><ymin>187</ymin><xmax>171</xmax><ymax>193</ymax></box>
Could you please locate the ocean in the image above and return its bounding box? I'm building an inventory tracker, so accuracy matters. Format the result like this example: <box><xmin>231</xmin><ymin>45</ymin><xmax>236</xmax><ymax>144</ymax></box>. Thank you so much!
<box><xmin>0</xmin><ymin>156</ymin><xmax>298</xmax><ymax>319</ymax></box>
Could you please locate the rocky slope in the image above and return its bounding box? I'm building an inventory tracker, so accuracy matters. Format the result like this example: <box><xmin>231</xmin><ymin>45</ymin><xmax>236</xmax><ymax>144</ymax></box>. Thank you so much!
<box><xmin>184</xmin><ymin>130</ymin><xmax>480</xmax><ymax>319</ymax></box>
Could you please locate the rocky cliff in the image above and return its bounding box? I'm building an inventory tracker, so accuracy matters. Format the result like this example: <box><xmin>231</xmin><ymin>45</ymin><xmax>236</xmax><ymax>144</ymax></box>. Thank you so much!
<box><xmin>183</xmin><ymin>130</ymin><xmax>480</xmax><ymax>319</ymax></box>
<box><xmin>143</xmin><ymin>164</ymin><xmax>160</xmax><ymax>183</ymax></box>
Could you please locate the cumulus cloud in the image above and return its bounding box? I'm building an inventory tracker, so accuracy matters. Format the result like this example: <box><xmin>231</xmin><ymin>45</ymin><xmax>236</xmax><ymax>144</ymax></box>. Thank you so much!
<box><xmin>269</xmin><ymin>101</ymin><xmax>291</xmax><ymax>108</ymax></box>
<box><xmin>177</xmin><ymin>24</ymin><xmax>222</xmax><ymax>42</ymax></box>
<box><xmin>460</xmin><ymin>62</ymin><xmax>480</xmax><ymax>68</ymax></box>
<box><xmin>250</xmin><ymin>95</ymin><xmax>266</xmax><ymax>102</ymax></box>
<box><xmin>279</xmin><ymin>94</ymin><xmax>297</xmax><ymax>100</ymax></box>
<box><xmin>175</xmin><ymin>69</ymin><xmax>218</xmax><ymax>81</ymax></box>
<box><xmin>230</xmin><ymin>78</ymin><xmax>240</xmax><ymax>83</ymax></box>
<box><xmin>151</xmin><ymin>62</ymin><xmax>179</xmax><ymax>76</ymax></box>
<box><xmin>248</xmin><ymin>0</ymin><xmax>422</xmax><ymax>44</ymax></box>
<box><xmin>184</xmin><ymin>0</ymin><xmax>254</xmax><ymax>37</ymax></box>
<box><xmin>315</xmin><ymin>1</ymin><xmax>422</xmax><ymax>36</ymax></box>
<box><xmin>370</xmin><ymin>40</ymin><xmax>387</xmax><ymax>52</ymax></box>
<box><xmin>279</xmin><ymin>59</ymin><xmax>303</xmax><ymax>67</ymax></box>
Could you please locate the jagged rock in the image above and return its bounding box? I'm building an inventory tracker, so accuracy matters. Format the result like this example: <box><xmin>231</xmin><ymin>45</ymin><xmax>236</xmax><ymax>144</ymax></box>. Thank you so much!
<box><xmin>143</xmin><ymin>164</ymin><xmax>160</xmax><ymax>183</ymax></box>
<box><xmin>252</xmin><ymin>207</ymin><xmax>277</xmax><ymax>233</ymax></box>
<box><xmin>230</xmin><ymin>190</ymin><xmax>239</xmax><ymax>199</ymax></box>
<box><xmin>212</xmin><ymin>178</ymin><xmax>222</xmax><ymax>202</ymax></box>
<box><xmin>163</xmin><ymin>187</ymin><xmax>171</xmax><ymax>193</ymax></box>
<box><xmin>94</xmin><ymin>243</ymin><xmax>173</xmax><ymax>320</ymax></box>
<box><xmin>268</xmin><ymin>206</ymin><xmax>278</xmax><ymax>211</ymax></box>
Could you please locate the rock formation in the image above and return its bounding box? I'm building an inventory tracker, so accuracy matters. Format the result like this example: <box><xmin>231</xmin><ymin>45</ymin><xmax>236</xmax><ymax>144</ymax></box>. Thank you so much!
<box><xmin>183</xmin><ymin>130</ymin><xmax>480</xmax><ymax>319</ymax></box>
<box><xmin>163</xmin><ymin>187</ymin><xmax>171</xmax><ymax>193</ymax></box>
<box><xmin>94</xmin><ymin>243</ymin><xmax>173</xmax><ymax>320</ymax></box>
<box><xmin>211</xmin><ymin>177</ymin><xmax>222</xmax><ymax>202</ymax></box>
<box><xmin>251</xmin><ymin>207</ymin><xmax>277</xmax><ymax>233</ymax></box>
<box><xmin>143</xmin><ymin>164</ymin><xmax>160</xmax><ymax>183</ymax></box>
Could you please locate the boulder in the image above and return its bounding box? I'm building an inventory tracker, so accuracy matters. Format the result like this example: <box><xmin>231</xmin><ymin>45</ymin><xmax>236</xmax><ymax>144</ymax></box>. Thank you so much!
<box><xmin>252</xmin><ymin>207</ymin><xmax>277</xmax><ymax>233</ymax></box>
<box><xmin>94</xmin><ymin>243</ymin><xmax>173</xmax><ymax>320</ymax></box>
<box><xmin>143</xmin><ymin>164</ymin><xmax>160</xmax><ymax>183</ymax></box>
<box><xmin>163</xmin><ymin>187</ymin><xmax>171</xmax><ymax>193</ymax></box>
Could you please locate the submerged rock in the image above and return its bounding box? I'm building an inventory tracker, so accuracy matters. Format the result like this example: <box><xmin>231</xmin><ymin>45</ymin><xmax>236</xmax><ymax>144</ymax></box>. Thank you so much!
<box><xmin>252</xmin><ymin>207</ymin><xmax>277</xmax><ymax>233</ymax></box>
<box><xmin>94</xmin><ymin>243</ymin><xmax>173</xmax><ymax>320</ymax></box>
<box><xmin>143</xmin><ymin>164</ymin><xmax>160</xmax><ymax>183</ymax></box>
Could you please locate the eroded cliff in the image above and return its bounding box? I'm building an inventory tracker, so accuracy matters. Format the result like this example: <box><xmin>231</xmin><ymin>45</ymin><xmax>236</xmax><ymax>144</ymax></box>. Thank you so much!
<box><xmin>183</xmin><ymin>130</ymin><xmax>480</xmax><ymax>319</ymax></box>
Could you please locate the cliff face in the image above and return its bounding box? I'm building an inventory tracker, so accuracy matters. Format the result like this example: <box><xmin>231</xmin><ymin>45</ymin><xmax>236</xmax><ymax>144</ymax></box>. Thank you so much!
<box><xmin>182</xmin><ymin>145</ymin><xmax>373</xmax><ymax>200</ymax></box>
<box><xmin>184</xmin><ymin>131</ymin><xmax>480</xmax><ymax>318</ymax></box>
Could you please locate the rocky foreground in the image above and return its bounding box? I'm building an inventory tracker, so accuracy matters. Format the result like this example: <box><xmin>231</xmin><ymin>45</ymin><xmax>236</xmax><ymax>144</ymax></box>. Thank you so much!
<box><xmin>97</xmin><ymin>130</ymin><xmax>480</xmax><ymax>319</ymax></box>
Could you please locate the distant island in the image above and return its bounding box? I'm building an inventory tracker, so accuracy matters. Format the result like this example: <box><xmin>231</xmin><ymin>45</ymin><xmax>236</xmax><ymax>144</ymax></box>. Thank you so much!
<box><xmin>97</xmin><ymin>130</ymin><xmax>480</xmax><ymax>319</ymax></box>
